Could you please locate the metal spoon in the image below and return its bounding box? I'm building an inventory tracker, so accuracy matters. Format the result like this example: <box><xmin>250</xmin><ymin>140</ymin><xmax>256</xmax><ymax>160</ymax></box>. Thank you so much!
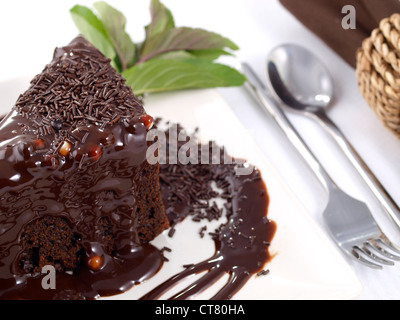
<box><xmin>267</xmin><ymin>43</ymin><xmax>400</xmax><ymax>230</ymax></box>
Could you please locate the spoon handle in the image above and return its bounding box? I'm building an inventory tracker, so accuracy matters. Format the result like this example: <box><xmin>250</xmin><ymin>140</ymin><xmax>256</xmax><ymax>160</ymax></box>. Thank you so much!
<box><xmin>310</xmin><ymin>108</ymin><xmax>400</xmax><ymax>230</ymax></box>
<box><xmin>241</xmin><ymin>62</ymin><xmax>336</xmax><ymax>193</ymax></box>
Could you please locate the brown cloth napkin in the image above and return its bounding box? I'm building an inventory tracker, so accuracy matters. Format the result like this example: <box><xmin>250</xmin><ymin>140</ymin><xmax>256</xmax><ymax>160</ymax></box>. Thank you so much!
<box><xmin>279</xmin><ymin>0</ymin><xmax>400</xmax><ymax>67</ymax></box>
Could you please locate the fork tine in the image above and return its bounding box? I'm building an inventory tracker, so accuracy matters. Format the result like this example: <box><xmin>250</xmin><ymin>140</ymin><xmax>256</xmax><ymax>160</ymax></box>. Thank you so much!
<box><xmin>377</xmin><ymin>233</ymin><xmax>400</xmax><ymax>254</ymax></box>
<box><xmin>362</xmin><ymin>242</ymin><xmax>395</xmax><ymax>266</ymax></box>
<box><xmin>369</xmin><ymin>239</ymin><xmax>400</xmax><ymax>261</ymax></box>
<box><xmin>352</xmin><ymin>246</ymin><xmax>383</xmax><ymax>270</ymax></box>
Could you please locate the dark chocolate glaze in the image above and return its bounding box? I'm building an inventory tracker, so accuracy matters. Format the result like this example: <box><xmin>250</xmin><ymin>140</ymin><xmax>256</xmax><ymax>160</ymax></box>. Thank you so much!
<box><xmin>0</xmin><ymin>118</ymin><xmax>275</xmax><ymax>300</ymax></box>
<box><xmin>0</xmin><ymin>36</ymin><xmax>275</xmax><ymax>299</ymax></box>
<box><xmin>141</xmin><ymin>127</ymin><xmax>276</xmax><ymax>300</ymax></box>
<box><xmin>0</xmin><ymin>108</ymin><xmax>165</xmax><ymax>299</ymax></box>
<box><xmin>143</xmin><ymin>169</ymin><xmax>275</xmax><ymax>300</ymax></box>
<box><xmin>0</xmin><ymin>37</ymin><xmax>167</xmax><ymax>299</ymax></box>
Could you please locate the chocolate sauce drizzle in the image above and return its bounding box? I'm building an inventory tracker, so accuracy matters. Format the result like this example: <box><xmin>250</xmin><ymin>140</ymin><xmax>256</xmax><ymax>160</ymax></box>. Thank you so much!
<box><xmin>0</xmin><ymin>120</ymin><xmax>275</xmax><ymax>300</ymax></box>
<box><xmin>140</xmin><ymin>124</ymin><xmax>276</xmax><ymax>300</ymax></box>
<box><xmin>0</xmin><ymin>36</ymin><xmax>166</xmax><ymax>300</ymax></box>
<box><xmin>0</xmin><ymin>36</ymin><xmax>275</xmax><ymax>300</ymax></box>
<box><xmin>144</xmin><ymin>171</ymin><xmax>274</xmax><ymax>300</ymax></box>
<box><xmin>0</xmin><ymin>112</ymin><xmax>164</xmax><ymax>300</ymax></box>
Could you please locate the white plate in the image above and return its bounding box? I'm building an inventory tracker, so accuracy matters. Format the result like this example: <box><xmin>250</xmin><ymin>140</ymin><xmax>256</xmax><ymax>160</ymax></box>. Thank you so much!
<box><xmin>0</xmin><ymin>77</ymin><xmax>363</xmax><ymax>300</ymax></box>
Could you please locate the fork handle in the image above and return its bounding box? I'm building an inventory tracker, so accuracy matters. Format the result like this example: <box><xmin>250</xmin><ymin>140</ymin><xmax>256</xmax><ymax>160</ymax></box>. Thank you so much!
<box><xmin>310</xmin><ymin>108</ymin><xmax>400</xmax><ymax>230</ymax></box>
<box><xmin>241</xmin><ymin>63</ymin><xmax>336</xmax><ymax>193</ymax></box>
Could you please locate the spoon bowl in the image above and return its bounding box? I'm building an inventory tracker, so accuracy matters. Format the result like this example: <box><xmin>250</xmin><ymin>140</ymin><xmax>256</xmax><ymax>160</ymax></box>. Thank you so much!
<box><xmin>267</xmin><ymin>44</ymin><xmax>333</xmax><ymax>112</ymax></box>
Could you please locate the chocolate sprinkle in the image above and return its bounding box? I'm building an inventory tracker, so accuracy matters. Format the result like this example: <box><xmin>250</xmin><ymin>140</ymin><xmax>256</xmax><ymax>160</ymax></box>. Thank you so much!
<box><xmin>140</xmin><ymin>122</ymin><xmax>276</xmax><ymax>300</ymax></box>
<box><xmin>256</xmin><ymin>270</ymin><xmax>270</xmax><ymax>277</ymax></box>
<box><xmin>14</xmin><ymin>37</ymin><xmax>143</xmax><ymax>139</ymax></box>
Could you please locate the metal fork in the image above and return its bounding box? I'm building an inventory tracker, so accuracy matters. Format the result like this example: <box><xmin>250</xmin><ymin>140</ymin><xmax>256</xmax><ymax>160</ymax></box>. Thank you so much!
<box><xmin>241</xmin><ymin>62</ymin><xmax>400</xmax><ymax>269</ymax></box>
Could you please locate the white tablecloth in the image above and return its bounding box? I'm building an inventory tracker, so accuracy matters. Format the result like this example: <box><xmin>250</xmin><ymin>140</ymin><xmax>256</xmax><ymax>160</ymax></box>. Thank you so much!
<box><xmin>1</xmin><ymin>0</ymin><xmax>399</xmax><ymax>300</ymax></box>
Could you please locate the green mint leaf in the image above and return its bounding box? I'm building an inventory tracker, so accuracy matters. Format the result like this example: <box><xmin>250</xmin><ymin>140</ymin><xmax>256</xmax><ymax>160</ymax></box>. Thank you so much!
<box><xmin>139</xmin><ymin>27</ymin><xmax>239</xmax><ymax>63</ymax></box>
<box><xmin>122</xmin><ymin>58</ymin><xmax>246</xmax><ymax>95</ymax></box>
<box><xmin>70</xmin><ymin>5</ymin><xmax>116</xmax><ymax>61</ymax></box>
<box><xmin>145</xmin><ymin>0</ymin><xmax>175</xmax><ymax>39</ymax></box>
<box><xmin>70</xmin><ymin>1</ymin><xmax>246</xmax><ymax>95</ymax></box>
<box><xmin>93</xmin><ymin>1</ymin><xmax>136</xmax><ymax>71</ymax></box>
<box><xmin>151</xmin><ymin>50</ymin><xmax>195</xmax><ymax>61</ymax></box>
<box><xmin>188</xmin><ymin>49</ymin><xmax>233</xmax><ymax>61</ymax></box>
<box><xmin>152</xmin><ymin>49</ymin><xmax>232</xmax><ymax>62</ymax></box>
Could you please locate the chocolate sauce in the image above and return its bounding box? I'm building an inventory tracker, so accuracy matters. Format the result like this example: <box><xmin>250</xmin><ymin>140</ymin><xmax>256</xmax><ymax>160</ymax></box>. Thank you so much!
<box><xmin>143</xmin><ymin>167</ymin><xmax>275</xmax><ymax>300</ymax></box>
<box><xmin>0</xmin><ymin>110</ymin><xmax>165</xmax><ymax>299</ymax></box>
<box><xmin>140</xmin><ymin>125</ymin><xmax>276</xmax><ymax>300</ymax></box>
<box><xmin>0</xmin><ymin>36</ymin><xmax>168</xmax><ymax>299</ymax></box>
<box><xmin>0</xmin><ymin>118</ymin><xmax>275</xmax><ymax>300</ymax></box>
<box><xmin>0</xmin><ymin>36</ymin><xmax>275</xmax><ymax>300</ymax></box>
<box><xmin>0</xmin><ymin>244</ymin><xmax>163</xmax><ymax>300</ymax></box>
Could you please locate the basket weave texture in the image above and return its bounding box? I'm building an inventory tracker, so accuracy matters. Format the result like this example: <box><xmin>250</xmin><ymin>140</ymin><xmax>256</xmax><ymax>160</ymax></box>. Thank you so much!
<box><xmin>356</xmin><ymin>13</ymin><xmax>400</xmax><ymax>138</ymax></box>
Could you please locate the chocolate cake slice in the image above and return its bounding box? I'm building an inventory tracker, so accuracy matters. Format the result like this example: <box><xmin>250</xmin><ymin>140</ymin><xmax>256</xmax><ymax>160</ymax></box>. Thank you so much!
<box><xmin>0</xmin><ymin>36</ymin><xmax>169</xmax><ymax>294</ymax></box>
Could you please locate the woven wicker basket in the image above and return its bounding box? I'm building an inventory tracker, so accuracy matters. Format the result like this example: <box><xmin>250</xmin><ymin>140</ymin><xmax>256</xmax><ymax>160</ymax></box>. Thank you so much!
<box><xmin>356</xmin><ymin>13</ymin><xmax>400</xmax><ymax>138</ymax></box>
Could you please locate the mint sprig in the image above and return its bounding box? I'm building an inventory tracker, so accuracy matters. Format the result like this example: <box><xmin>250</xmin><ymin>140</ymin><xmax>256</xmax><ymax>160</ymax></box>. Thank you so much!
<box><xmin>145</xmin><ymin>0</ymin><xmax>175</xmax><ymax>40</ymax></box>
<box><xmin>70</xmin><ymin>0</ymin><xmax>245</xmax><ymax>95</ymax></box>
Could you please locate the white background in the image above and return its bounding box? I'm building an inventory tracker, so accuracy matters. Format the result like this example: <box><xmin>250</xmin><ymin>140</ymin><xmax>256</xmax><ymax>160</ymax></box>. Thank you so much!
<box><xmin>1</xmin><ymin>0</ymin><xmax>400</xmax><ymax>300</ymax></box>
